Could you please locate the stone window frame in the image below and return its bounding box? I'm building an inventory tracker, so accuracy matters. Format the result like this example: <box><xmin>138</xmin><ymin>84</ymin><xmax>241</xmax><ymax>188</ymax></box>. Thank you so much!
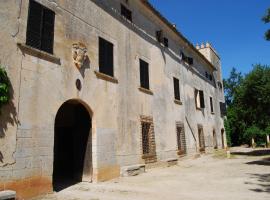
<box><xmin>176</xmin><ymin>121</ymin><xmax>187</xmax><ymax>156</ymax></box>
<box><xmin>197</xmin><ymin>124</ymin><xmax>205</xmax><ymax>152</ymax></box>
<box><xmin>140</xmin><ymin>115</ymin><xmax>157</xmax><ymax>164</ymax></box>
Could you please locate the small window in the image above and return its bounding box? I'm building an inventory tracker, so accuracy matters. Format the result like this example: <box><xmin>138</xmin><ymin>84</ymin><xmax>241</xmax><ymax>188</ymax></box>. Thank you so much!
<box><xmin>195</xmin><ymin>89</ymin><xmax>205</xmax><ymax>109</ymax></box>
<box><xmin>140</xmin><ymin>59</ymin><xmax>150</xmax><ymax>90</ymax></box>
<box><xmin>205</xmin><ymin>72</ymin><xmax>209</xmax><ymax>79</ymax></box>
<box><xmin>218</xmin><ymin>81</ymin><xmax>223</xmax><ymax>90</ymax></box>
<box><xmin>176</xmin><ymin>123</ymin><xmax>187</xmax><ymax>155</ymax></box>
<box><xmin>210</xmin><ymin>97</ymin><xmax>214</xmax><ymax>113</ymax></box>
<box><xmin>26</xmin><ymin>0</ymin><xmax>55</xmax><ymax>54</ymax></box>
<box><xmin>163</xmin><ymin>37</ymin><xmax>169</xmax><ymax>47</ymax></box>
<box><xmin>99</xmin><ymin>37</ymin><xmax>114</xmax><ymax>77</ymax></box>
<box><xmin>121</xmin><ymin>4</ymin><xmax>132</xmax><ymax>22</ymax></box>
<box><xmin>173</xmin><ymin>77</ymin><xmax>180</xmax><ymax>101</ymax></box>
<box><xmin>209</xmin><ymin>74</ymin><xmax>213</xmax><ymax>81</ymax></box>
<box><xmin>156</xmin><ymin>30</ymin><xmax>163</xmax><ymax>43</ymax></box>
<box><xmin>220</xmin><ymin>102</ymin><xmax>227</xmax><ymax>117</ymax></box>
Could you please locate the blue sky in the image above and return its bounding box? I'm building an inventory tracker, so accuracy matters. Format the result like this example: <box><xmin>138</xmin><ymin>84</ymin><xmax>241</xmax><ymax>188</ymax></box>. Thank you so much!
<box><xmin>149</xmin><ymin>0</ymin><xmax>270</xmax><ymax>78</ymax></box>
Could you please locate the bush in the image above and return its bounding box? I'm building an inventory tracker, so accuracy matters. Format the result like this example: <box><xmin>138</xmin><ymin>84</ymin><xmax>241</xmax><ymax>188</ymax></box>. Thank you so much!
<box><xmin>0</xmin><ymin>65</ymin><xmax>10</xmax><ymax>111</ymax></box>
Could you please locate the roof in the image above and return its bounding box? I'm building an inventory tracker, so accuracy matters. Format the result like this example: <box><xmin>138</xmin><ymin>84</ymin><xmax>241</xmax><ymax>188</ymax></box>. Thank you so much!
<box><xmin>140</xmin><ymin>0</ymin><xmax>217</xmax><ymax>71</ymax></box>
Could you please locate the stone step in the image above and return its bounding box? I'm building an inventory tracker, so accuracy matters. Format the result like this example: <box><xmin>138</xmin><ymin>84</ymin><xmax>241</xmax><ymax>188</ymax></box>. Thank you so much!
<box><xmin>0</xmin><ymin>190</ymin><xmax>16</xmax><ymax>200</ymax></box>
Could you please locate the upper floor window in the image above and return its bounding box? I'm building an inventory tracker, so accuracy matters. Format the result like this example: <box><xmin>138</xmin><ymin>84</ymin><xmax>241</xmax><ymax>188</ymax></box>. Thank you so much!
<box><xmin>163</xmin><ymin>37</ymin><xmax>169</xmax><ymax>47</ymax></box>
<box><xmin>195</xmin><ymin>89</ymin><xmax>205</xmax><ymax>109</ymax></box>
<box><xmin>99</xmin><ymin>37</ymin><xmax>114</xmax><ymax>77</ymax></box>
<box><xmin>180</xmin><ymin>51</ymin><xmax>193</xmax><ymax>65</ymax></box>
<box><xmin>173</xmin><ymin>77</ymin><xmax>180</xmax><ymax>101</ymax></box>
<box><xmin>210</xmin><ymin>97</ymin><xmax>214</xmax><ymax>113</ymax></box>
<box><xmin>220</xmin><ymin>102</ymin><xmax>227</xmax><ymax>117</ymax></box>
<box><xmin>140</xmin><ymin>59</ymin><xmax>150</xmax><ymax>90</ymax></box>
<box><xmin>26</xmin><ymin>0</ymin><xmax>55</xmax><ymax>54</ymax></box>
<box><xmin>121</xmin><ymin>4</ymin><xmax>132</xmax><ymax>22</ymax></box>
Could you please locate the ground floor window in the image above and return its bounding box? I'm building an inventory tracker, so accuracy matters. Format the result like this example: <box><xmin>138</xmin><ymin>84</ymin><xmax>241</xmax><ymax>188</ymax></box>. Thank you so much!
<box><xmin>176</xmin><ymin>122</ymin><xmax>187</xmax><ymax>155</ymax></box>
<box><xmin>140</xmin><ymin>116</ymin><xmax>157</xmax><ymax>164</ymax></box>
<box><xmin>198</xmin><ymin>125</ymin><xmax>205</xmax><ymax>152</ymax></box>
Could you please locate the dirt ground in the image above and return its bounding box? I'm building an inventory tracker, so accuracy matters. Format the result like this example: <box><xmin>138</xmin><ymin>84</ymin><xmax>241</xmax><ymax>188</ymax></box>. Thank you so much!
<box><xmin>34</xmin><ymin>147</ymin><xmax>270</xmax><ymax>200</ymax></box>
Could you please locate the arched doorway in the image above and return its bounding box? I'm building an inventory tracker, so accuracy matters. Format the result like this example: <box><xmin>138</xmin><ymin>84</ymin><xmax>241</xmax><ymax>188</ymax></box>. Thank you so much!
<box><xmin>53</xmin><ymin>100</ymin><xmax>92</xmax><ymax>191</ymax></box>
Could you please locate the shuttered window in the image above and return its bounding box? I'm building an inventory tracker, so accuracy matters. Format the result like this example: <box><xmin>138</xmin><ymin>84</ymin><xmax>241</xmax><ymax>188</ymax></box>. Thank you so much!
<box><xmin>99</xmin><ymin>37</ymin><xmax>114</xmax><ymax>77</ymax></box>
<box><xmin>173</xmin><ymin>77</ymin><xmax>180</xmax><ymax>101</ymax></box>
<box><xmin>199</xmin><ymin>90</ymin><xmax>205</xmax><ymax>108</ymax></box>
<box><xmin>140</xmin><ymin>59</ymin><xmax>150</xmax><ymax>90</ymax></box>
<box><xmin>121</xmin><ymin>4</ymin><xmax>132</xmax><ymax>22</ymax></box>
<box><xmin>210</xmin><ymin>97</ymin><xmax>214</xmax><ymax>113</ymax></box>
<box><xmin>26</xmin><ymin>0</ymin><xmax>55</xmax><ymax>54</ymax></box>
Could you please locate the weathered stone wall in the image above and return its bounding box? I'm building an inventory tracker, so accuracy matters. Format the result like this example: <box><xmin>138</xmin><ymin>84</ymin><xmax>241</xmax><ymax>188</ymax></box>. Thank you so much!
<box><xmin>0</xmin><ymin>0</ymin><xmax>226</xmax><ymax>199</ymax></box>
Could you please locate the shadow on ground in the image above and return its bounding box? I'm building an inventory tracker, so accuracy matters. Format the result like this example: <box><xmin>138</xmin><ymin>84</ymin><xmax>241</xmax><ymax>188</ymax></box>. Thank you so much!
<box><xmin>245</xmin><ymin>173</ymin><xmax>270</xmax><ymax>193</ymax></box>
<box><xmin>231</xmin><ymin>149</ymin><xmax>270</xmax><ymax>156</ymax></box>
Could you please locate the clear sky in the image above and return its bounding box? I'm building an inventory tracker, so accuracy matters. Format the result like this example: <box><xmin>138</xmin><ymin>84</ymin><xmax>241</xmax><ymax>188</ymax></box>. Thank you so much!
<box><xmin>149</xmin><ymin>0</ymin><xmax>270</xmax><ymax>78</ymax></box>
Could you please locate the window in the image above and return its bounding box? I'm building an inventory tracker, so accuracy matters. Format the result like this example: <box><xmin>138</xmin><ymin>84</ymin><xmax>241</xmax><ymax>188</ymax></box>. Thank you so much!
<box><xmin>156</xmin><ymin>30</ymin><xmax>163</xmax><ymax>43</ymax></box>
<box><xmin>141</xmin><ymin>116</ymin><xmax>157</xmax><ymax>163</ymax></box>
<box><xmin>205</xmin><ymin>72</ymin><xmax>209</xmax><ymax>79</ymax></box>
<box><xmin>180</xmin><ymin>51</ymin><xmax>193</xmax><ymax>65</ymax></box>
<box><xmin>210</xmin><ymin>97</ymin><xmax>214</xmax><ymax>113</ymax></box>
<box><xmin>121</xmin><ymin>4</ymin><xmax>132</xmax><ymax>22</ymax></box>
<box><xmin>163</xmin><ymin>37</ymin><xmax>169</xmax><ymax>47</ymax></box>
<box><xmin>209</xmin><ymin>74</ymin><xmax>213</xmax><ymax>81</ymax></box>
<box><xmin>173</xmin><ymin>77</ymin><xmax>180</xmax><ymax>101</ymax></box>
<box><xmin>26</xmin><ymin>0</ymin><xmax>55</xmax><ymax>54</ymax></box>
<box><xmin>195</xmin><ymin>89</ymin><xmax>205</xmax><ymax>109</ymax></box>
<box><xmin>220</xmin><ymin>102</ymin><xmax>227</xmax><ymax>117</ymax></box>
<box><xmin>176</xmin><ymin>123</ymin><xmax>187</xmax><ymax>155</ymax></box>
<box><xmin>198</xmin><ymin>125</ymin><xmax>205</xmax><ymax>152</ymax></box>
<box><xmin>99</xmin><ymin>37</ymin><xmax>114</xmax><ymax>77</ymax></box>
<box><xmin>140</xmin><ymin>59</ymin><xmax>150</xmax><ymax>90</ymax></box>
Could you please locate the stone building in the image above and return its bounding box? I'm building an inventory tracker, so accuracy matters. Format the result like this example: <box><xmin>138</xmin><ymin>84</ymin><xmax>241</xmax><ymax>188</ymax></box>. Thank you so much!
<box><xmin>0</xmin><ymin>0</ymin><xmax>226</xmax><ymax>199</ymax></box>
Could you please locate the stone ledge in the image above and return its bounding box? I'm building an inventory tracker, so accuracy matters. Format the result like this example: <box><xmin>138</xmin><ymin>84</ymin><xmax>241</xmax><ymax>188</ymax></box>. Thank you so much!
<box><xmin>164</xmin><ymin>158</ymin><xmax>178</xmax><ymax>167</ymax></box>
<box><xmin>94</xmin><ymin>71</ymin><xmax>119</xmax><ymax>84</ymax></box>
<box><xmin>121</xmin><ymin>164</ymin><xmax>146</xmax><ymax>177</ymax></box>
<box><xmin>0</xmin><ymin>190</ymin><xmax>16</xmax><ymax>200</ymax></box>
<box><xmin>138</xmin><ymin>87</ymin><xmax>153</xmax><ymax>95</ymax></box>
<box><xmin>17</xmin><ymin>43</ymin><xmax>61</xmax><ymax>65</ymax></box>
<box><xmin>174</xmin><ymin>99</ymin><xmax>183</xmax><ymax>105</ymax></box>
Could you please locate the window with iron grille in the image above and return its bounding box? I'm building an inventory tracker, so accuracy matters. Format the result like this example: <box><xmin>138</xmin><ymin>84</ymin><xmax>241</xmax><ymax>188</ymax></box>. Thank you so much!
<box><xmin>26</xmin><ymin>0</ymin><xmax>55</xmax><ymax>54</ymax></box>
<box><xmin>176</xmin><ymin>123</ymin><xmax>187</xmax><ymax>155</ymax></box>
<box><xmin>198</xmin><ymin>126</ymin><xmax>205</xmax><ymax>152</ymax></box>
<box><xmin>140</xmin><ymin>59</ymin><xmax>150</xmax><ymax>90</ymax></box>
<box><xmin>142</xmin><ymin>122</ymin><xmax>151</xmax><ymax>155</ymax></box>
<box><xmin>173</xmin><ymin>77</ymin><xmax>180</xmax><ymax>101</ymax></box>
<box><xmin>210</xmin><ymin>97</ymin><xmax>214</xmax><ymax>113</ymax></box>
<box><xmin>99</xmin><ymin>37</ymin><xmax>114</xmax><ymax>77</ymax></box>
<box><xmin>121</xmin><ymin>4</ymin><xmax>132</xmax><ymax>22</ymax></box>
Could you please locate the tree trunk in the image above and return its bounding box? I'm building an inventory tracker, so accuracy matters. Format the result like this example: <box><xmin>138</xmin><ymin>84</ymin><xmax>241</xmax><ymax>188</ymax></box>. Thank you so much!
<box><xmin>251</xmin><ymin>138</ymin><xmax>255</xmax><ymax>148</ymax></box>
<box><xmin>267</xmin><ymin>135</ymin><xmax>270</xmax><ymax>148</ymax></box>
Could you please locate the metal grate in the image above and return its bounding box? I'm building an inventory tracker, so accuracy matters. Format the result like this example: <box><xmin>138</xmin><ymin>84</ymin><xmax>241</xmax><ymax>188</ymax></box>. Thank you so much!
<box><xmin>176</xmin><ymin>123</ymin><xmax>187</xmax><ymax>155</ymax></box>
<box><xmin>142</xmin><ymin>122</ymin><xmax>151</xmax><ymax>155</ymax></box>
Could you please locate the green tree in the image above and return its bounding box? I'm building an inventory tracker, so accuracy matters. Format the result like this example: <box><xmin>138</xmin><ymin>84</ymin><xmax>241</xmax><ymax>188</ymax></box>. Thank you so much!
<box><xmin>262</xmin><ymin>8</ymin><xmax>270</xmax><ymax>40</ymax></box>
<box><xmin>223</xmin><ymin>67</ymin><xmax>243</xmax><ymax>105</ymax></box>
<box><xmin>224</xmin><ymin>65</ymin><xmax>270</xmax><ymax>146</ymax></box>
<box><xmin>0</xmin><ymin>65</ymin><xmax>10</xmax><ymax>112</ymax></box>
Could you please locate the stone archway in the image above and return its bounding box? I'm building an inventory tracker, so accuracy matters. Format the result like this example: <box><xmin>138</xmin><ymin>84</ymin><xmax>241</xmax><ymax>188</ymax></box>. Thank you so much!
<box><xmin>53</xmin><ymin>100</ymin><xmax>92</xmax><ymax>191</ymax></box>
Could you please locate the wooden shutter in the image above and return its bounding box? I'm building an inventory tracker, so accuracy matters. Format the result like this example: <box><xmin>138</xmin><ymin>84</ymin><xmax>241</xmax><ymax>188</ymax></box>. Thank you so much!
<box><xmin>26</xmin><ymin>0</ymin><xmax>43</xmax><ymax>49</ymax></box>
<box><xmin>199</xmin><ymin>90</ymin><xmax>205</xmax><ymax>108</ymax></box>
<box><xmin>210</xmin><ymin>97</ymin><xmax>214</xmax><ymax>113</ymax></box>
<box><xmin>140</xmin><ymin>59</ymin><xmax>149</xmax><ymax>89</ymax></box>
<box><xmin>173</xmin><ymin>77</ymin><xmax>180</xmax><ymax>100</ymax></box>
<box><xmin>99</xmin><ymin>37</ymin><xmax>114</xmax><ymax>77</ymax></box>
<box><xmin>41</xmin><ymin>8</ymin><xmax>55</xmax><ymax>54</ymax></box>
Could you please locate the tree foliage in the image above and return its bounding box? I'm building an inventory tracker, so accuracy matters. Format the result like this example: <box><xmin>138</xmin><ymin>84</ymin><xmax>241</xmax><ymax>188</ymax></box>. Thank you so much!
<box><xmin>224</xmin><ymin>65</ymin><xmax>270</xmax><ymax>146</ymax></box>
<box><xmin>0</xmin><ymin>65</ymin><xmax>10</xmax><ymax>111</ymax></box>
<box><xmin>262</xmin><ymin>8</ymin><xmax>270</xmax><ymax>41</ymax></box>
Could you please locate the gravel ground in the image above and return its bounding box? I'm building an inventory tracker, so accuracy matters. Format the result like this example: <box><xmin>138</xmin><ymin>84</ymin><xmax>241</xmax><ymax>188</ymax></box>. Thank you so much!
<box><xmin>34</xmin><ymin>148</ymin><xmax>270</xmax><ymax>200</ymax></box>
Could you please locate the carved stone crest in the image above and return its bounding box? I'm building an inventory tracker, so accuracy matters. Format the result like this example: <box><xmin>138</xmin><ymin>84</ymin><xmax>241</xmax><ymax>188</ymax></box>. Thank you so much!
<box><xmin>72</xmin><ymin>42</ymin><xmax>88</xmax><ymax>69</ymax></box>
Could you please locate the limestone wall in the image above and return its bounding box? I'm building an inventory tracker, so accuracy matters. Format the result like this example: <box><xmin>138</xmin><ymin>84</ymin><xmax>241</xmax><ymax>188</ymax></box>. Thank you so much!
<box><xmin>0</xmin><ymin>0</ymin><xmax>226</xmax><ymax>198</ymax></box>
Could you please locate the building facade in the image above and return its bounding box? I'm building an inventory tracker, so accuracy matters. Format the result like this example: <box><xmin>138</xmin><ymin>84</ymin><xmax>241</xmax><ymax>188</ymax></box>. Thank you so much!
<box><xmin>0</xmin><ymin>0</ymin><xmax>226</xmax><ymax>199</ymax></box>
